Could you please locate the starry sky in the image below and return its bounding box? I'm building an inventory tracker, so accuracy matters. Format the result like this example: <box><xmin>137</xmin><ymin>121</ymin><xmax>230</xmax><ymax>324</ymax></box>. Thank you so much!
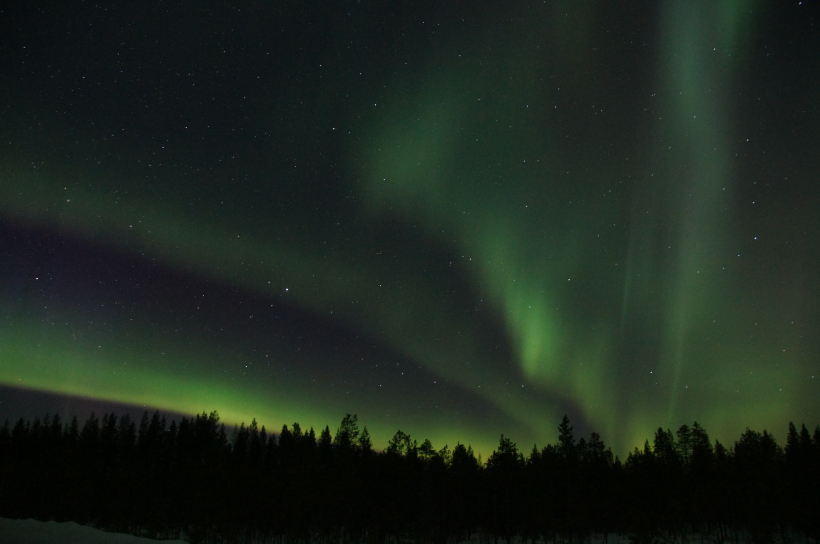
<box><xmin>1</xmin><ymin>1</ymin><xmax>818</xmax><ymax>457</ymax></box>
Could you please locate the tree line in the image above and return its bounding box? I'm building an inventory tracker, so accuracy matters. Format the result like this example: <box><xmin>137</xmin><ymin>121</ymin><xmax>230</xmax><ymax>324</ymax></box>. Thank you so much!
<box><xmin>0</xmin><ymin>411</ymin><xmax>818</xmax><ymax>544</ymax></box>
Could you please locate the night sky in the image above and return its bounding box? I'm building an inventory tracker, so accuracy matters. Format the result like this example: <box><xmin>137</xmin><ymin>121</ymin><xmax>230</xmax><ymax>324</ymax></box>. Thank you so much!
<box><xmin>1</xmin><ymin>1</ymin><xmax>818</xmax><ymax>457</ymax></box>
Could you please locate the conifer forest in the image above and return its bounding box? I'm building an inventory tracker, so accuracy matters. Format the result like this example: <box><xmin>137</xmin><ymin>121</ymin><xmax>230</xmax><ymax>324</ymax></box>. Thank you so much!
<box><xmin>1</xmin><ymin>412</ymin><xmax>819</xmax><ymax>544</ymax></box>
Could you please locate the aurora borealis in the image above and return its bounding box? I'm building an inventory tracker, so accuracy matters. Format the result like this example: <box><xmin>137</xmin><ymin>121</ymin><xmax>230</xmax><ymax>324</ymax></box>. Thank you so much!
<box><xmin>1</xmin><ymin>1</ymin><xmax>818</xmax><ymax>457</ymax></box>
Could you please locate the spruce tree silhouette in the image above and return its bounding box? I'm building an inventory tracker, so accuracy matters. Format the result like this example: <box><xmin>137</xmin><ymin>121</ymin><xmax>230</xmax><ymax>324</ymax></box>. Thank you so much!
<box><xmin>0</xmin><ymin>410</ymin><xmax>818</xmax><ymax>544</ymax></box>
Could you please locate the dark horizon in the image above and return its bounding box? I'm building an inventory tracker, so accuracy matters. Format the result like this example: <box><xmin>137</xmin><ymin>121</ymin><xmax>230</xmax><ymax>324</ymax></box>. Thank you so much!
<box><xmin>1</xmin><ymin>386</ymin><xmax>816</xmax><ymax>461</ymax></box>
<box><xmin>2</xmin><ymin>409</ymin><xmax>819</xmax><ymax>543</ymax></box>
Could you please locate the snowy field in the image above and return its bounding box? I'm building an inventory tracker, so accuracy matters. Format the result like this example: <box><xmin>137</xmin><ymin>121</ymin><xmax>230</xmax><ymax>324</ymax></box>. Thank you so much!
<box><xmin>1</xmin><ymin>519</ymin><xmax>806</xmax><ymax>544</ymax></box>
<box><xmin>0</xmin><ymin>521</ymin><xmax>630</xmax><ymax>544</ymax></box>
<box><xmin>0</xmin><ymin>518</ymin><xmax>187</xmax><ymax>544</ymax></box>
<box><xmin>0</xmin><ymin>521</ymin><xmax>632</xmax><ymax>544</ymax></box>
<box><xmin>0</xmin><ymin>521</ymin><xmax>639</xmax><ymax>544</ymax></box>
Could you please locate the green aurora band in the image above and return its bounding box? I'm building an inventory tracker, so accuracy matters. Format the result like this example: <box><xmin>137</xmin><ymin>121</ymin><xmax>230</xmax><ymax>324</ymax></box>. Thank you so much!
<box><xmin>1</xmin><ymin>1</ymin><xmax>818</xmax><ymax>456</ymax></box>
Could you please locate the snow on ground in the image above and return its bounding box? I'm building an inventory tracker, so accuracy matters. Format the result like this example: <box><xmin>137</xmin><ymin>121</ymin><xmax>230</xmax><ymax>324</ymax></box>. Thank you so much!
<box><xmin>2</xmin><ymin>520</ymin><xmax>791</xmax><ymax>544</ymax></box>
<box><xmin>0</xmin><ymin>517</ymin><xmax>187</xmax><ymax>544</ymax></box>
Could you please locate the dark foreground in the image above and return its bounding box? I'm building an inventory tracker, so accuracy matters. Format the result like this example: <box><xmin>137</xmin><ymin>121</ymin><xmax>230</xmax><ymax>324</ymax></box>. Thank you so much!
<box><xmin>1</xmin><ymin>412</ymin><xmax>818</xmax><ymax>544</ymax></box>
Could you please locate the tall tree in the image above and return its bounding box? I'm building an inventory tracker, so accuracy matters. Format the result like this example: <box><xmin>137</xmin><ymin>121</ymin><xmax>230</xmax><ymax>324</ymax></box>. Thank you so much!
<box><xmin>386</xmin><ymin>430</ymin><xmax>416</xmax><ymax>457</ymax></box>
<box><xmin>557</xmin><ymin>415</ymin><xmax>575</xmax><ymax>459</ymax></box>
<box><xmin>676</xmin><ymin>424</ymin><xmax>692</xmax><ymax>465</ymax></box>
<box><xmin>653</xmin><ymin>428</ymin><xmax>677</xmax><ymax>465</ymax></box>
<box><xmin>334</xmin><ymin>414</ymin><xmax>360</xmax><ymax>450</ymax></box>
<box><xmin>358</xmin><ymin>426</ymin><xmax>372</xmax><ymax>453</ymax></box>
